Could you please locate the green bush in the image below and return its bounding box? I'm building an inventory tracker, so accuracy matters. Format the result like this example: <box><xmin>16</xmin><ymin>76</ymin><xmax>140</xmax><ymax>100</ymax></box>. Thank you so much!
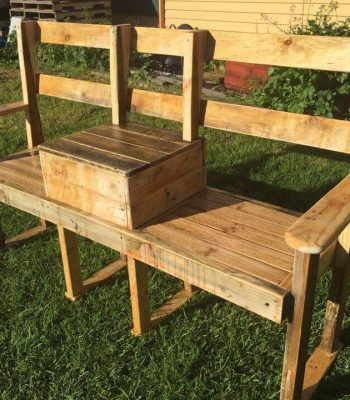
<box><xmin>254</xmin><ymin>1</ymin><xmax>350</xmax><ymax>120</ymax></box>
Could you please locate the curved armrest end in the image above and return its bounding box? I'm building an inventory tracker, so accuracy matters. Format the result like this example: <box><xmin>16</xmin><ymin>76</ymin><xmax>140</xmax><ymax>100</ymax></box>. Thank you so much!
<box><xmin>285</xmin><ymin>174</ymin><xmax>350</xmax><ymax>255</ymax></box>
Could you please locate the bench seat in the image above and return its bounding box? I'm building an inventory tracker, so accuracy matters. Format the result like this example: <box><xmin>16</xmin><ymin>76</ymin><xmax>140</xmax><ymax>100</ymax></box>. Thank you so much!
<box><xmin>0</xmin><ymin>148</ymin><xmax>336</xmax><ymax>324</ymax></box>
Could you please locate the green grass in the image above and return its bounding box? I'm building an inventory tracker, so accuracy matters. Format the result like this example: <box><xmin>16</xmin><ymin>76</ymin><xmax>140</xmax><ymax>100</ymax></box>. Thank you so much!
<box><xmin>0</xmin><ymin>65</ymin><xmax>350</xmax><ymax>400</ymax></box>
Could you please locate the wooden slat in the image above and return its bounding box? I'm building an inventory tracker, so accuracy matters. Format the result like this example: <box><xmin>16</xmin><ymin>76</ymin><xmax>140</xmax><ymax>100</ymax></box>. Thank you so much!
<box><xmin>165</xmin><ymin>213</ymin><xmax>293</xmax><ymax>271</ymax></box>
<box><xmin>37</xmin><ymin>21</ymin><xmax>111</xmax><ymax>49</ymax></box>
<box><xmin>65</xmin><ymin>131</ymin><xmax>168</xmax><ymax>164</ymax></box>
<box><xmin>0</xmin><ymin>164</ymin><xmax>44</xmax><ymax>194</ymax></box>
<box><xmin>37</xmin><ymin>22</ymin><xmax>187</xmax><ymax>56</ymax></box>
<box><xmin>144</xmin><ymin>217</ymin><xmax>289</xmax><ymax>285</ymax></box>
<box><xmin>37</xmin><ymin>74</ymin><xmax>111</xmax><ymax>107</ymax></box>
<box><xmin>201</xmin><ymin>189</ymin><xmax>297</xmax><ymax>227</ymax></box>
<box><xmin>207</xmin><ymin>30</ymin><xmax>350</xmax><ymax>72</ymax></box>
<box><xmin>117</xmin><ymin>122</ymin><xmax>185</xmax><ymax>144</ymax></box>
<box><xmin>0</xmin><ymin>182</ymin><xmax>289</xmax><ymax>323</ymax></box>
<box><xmin>0</xmin><ymin>102</ymin><xmax>27</xmax><ymax>117</ymax></box>
<box><xmin>174</xmin><ymin>205</ymin><xmax>294</xmax><ymax>256</ymax></box>
<box><xmin>187</xmin><ymin>196</ymin><xmax>287</xmax><ymax>237</ymax></box>
<box><xmin>86</xmin><ymin>125</ymin><xmax>185</xmax><ymax>154</ymax></box>
<box><xmin>202</xmin><ymin>101</ymin><xmax>350</xmax><ymax>154</ymax></box>
<box><xmin>39</xmin><ymin>138</ymin><xmax>146</xmax><ymax>174</ymax></box>
<box><xmin>129</xmin><ymin>91</ymin><xmax>350</xmax><ymax>154</ymax></box>
<box><xmin>131</xmin><ymin>26</ymin><xmax>186</xmax><ymax>56</ymax></box>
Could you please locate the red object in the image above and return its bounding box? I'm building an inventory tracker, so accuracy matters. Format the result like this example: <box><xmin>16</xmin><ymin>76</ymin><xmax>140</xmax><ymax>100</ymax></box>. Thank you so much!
<box><xmin>224</xmin><ymin>61</ymin><xmax>269</xmax><ymax>92</ymax></box>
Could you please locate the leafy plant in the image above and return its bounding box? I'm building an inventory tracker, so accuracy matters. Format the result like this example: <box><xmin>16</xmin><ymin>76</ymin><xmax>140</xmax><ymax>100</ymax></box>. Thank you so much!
<box><xmin>254</xmin><ymin>1</ymin><xmax>350</xmax><ymax>120</ymax></box>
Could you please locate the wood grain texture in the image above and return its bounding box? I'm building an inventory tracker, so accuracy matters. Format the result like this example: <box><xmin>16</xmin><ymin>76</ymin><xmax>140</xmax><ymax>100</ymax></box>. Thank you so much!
<box><xmin>57</xmin><ymin>225</ymin><xmax>84</xmax><ymax>301</ymax></box>
<box><xmin>17</xmin><ymin>21</ymin><xmax>44</xmax><ymax>148</ymax></box>
<box><xmin>37</xmin><ymin>74</ymin><xmax>111</xmax><ymax>107</ymax></box>
<box><xmin>37</xmin><ymin>21</ymin><xmax>111</xmax><ymax>48</ymax></box>
<box><xmin>0</xmin><ymin>178</ymin><xmax>291</xmax><ymax>323</ymax></box>
<box><xmin>128</xmin><ymin>258</ymin><xmax>151</xmax><ymax>335</ymax></box>
<box><xmin>183</xmin><ymin>30</ymin><xmax>207</xmax><ymax>141</ymax></box>
<box><xmin>280</xmin><ymin>252</ymin><xmax>319</xmax><ymax>400</ymax></box>
<box><xmin>286</xmin><ymin>174</ymin><xmax>350</xmax><ymax>254</ymax></box>
<box><xmin>110</xmin><ymin>24</ymin><xmax>131</xmax><ymax>125</ymax></box>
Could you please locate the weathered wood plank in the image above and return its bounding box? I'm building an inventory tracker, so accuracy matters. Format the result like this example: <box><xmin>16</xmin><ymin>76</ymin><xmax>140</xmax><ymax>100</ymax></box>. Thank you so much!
<box><xmin>110</xmin><ymin>24</ymin><xmax>131</xmax><ymax>125</ymax></box>
<box><xmin>183</xmin><ymin>30</ymin><xmax>207</xmax><ymax>141</ymax></box>
<box><xmin>0</xmin><ymin>102</ymin><xmax>28</xmax><ymax>117</ymax></box>
<box><xmin>286</xmin><ymin>174</ymin><xmax>350</xmax><ymax>254</ymax></box>
<box><xmin>18</xmin><ymin>21</ymin><xmax>44</xmax><ymax>148</ymax></box>
<box><xmin>280</xmin><ymin>252</ymin><xmax>319</xmax><ymax>400</ymax></box>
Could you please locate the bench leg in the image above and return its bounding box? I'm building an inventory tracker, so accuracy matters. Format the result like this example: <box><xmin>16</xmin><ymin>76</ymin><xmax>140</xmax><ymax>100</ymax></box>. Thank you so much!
<box><xmin>301</xmin><ymin>226</ymin><xmax>350</xmax><ymax>400</ymax></box>
<box><xmin>280</xmin><ymin>252</ymin><xmax>319</xmax><ymax>400</ymax></box>
<box><xmin>128</xmin><ymin>257</ymin><xmax>151</xmax><ymax>336</ymax></box>
<box><xmin>58</xmin><ymin>225</ymin><xmax>84</xmax><ymax>301</ymax></box>
<box><xmin>58</xmin><ymin>225</ymin><xmax>127</xmax><ymax>300</ymax></box>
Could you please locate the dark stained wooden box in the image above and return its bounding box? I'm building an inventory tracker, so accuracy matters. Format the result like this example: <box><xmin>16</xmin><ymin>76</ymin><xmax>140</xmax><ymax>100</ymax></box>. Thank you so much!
<box><xmin>39</xmin><ymin>123</ymin><xmax>206</xmax><ymax>229</ymax></box>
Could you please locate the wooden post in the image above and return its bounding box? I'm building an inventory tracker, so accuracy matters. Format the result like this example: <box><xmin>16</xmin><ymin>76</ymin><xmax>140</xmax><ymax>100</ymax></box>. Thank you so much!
<box><xmin>159</xmin><ymin>0</ymin><xmax>165</xmax><ymax>28</ymax></box>
<box><xmin>321</xmin><ymin>224</ymin><xmax>350</xmax><ymax>353</ymax></box>
<box><xmin>57</xmin><ymin>225</ymin><xmax>84</xmax><ymax>300</ymax></box>
<box><xmin>110</xmin><ymin>24</ymin><xmax>131</xmax><ymax>126</ymax></box>
<box><xmin>280</xmin><ymin>251</ymin><xmax>319</xmax><ymax>400</ymax></box>
<box><xmin>182</xmin><ymin>30</ymin><xmax>207</xmax><ymax>142</ymax></box>
<box><xmin>17</xmin><ymin>21</ymin><xmax>44</xmax><ymax>148</ymax></box>
<box><xmin>128</xmin><ymin>257</ymin><xmax>151</xmax><ymax>335</ymax></box>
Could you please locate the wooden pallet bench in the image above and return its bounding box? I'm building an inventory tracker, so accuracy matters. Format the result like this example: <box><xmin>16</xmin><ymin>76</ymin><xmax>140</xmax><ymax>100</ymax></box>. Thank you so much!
<box><xmin>0</xmin><ymin>21</ymin><xmax>350</xmax><ymax>400</ymax></box>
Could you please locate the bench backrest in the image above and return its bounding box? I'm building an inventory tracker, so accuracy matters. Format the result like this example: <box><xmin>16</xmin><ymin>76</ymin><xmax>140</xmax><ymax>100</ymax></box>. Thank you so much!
<box><xmin>18</xmin><ymin>21</ymin><xmax>206</xmax><ymax>148</ymax></box>
<box><xmin>18</xmin><ymin>21</ymin><xmax>350</xmax><ymax>153</ymax></box>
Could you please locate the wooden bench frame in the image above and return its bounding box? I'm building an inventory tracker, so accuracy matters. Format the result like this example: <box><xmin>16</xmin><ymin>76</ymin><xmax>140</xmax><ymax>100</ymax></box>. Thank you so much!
<box><xmin>0</xmin><ymin>21</ymin><xmax>350</xmax><ymax>400</ymax></box>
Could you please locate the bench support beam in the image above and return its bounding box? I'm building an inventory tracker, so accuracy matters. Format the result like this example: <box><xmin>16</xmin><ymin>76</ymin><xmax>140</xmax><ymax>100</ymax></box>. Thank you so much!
<box><xmin>128</xmin><ymin>257</ymin><xmax>199</xmax><ymax>335</ymax></box>
<box><xmin>58</xmin><ymin>226</ymin><xmax>126</xmax><ymax>300</ymax></box>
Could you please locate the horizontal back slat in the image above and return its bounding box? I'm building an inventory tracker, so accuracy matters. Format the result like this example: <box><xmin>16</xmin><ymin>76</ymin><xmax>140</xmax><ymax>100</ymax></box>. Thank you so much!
<box><xmin>37</xmin><ymin>76</ymin><xmax>350</xmax><ymax>153</ymax></box>
<box><xmin>37</xmin><ymin>21</ymin><xmax>111</xmax><ymax>49</ymax></box>
<box><xmin>37</xmin><ymin>22</ymin><xmax>187</xmax><ymax>56</ymax></box>
<box><xmin>208</xmin><ymin>31</ymin><xmax>350</xmax><ymax>72</ymax></box>
<box><xmin>131</xmin><ymin>27</ymin><xmax>186</xmax><ymax>56</ymax></box>
<box><xmin>36</xmin><ymin>21</ymin><xmax>350</xmax><ymax>71</ymax></box>
<box><xmin>203</xmin><ymin>101</ymin><xmax>350</xmax><ymax>153</ymax></box>
<box><xmin>131</xmin><ymin>91</ymin><xmax>350</xmax><ymax>154</ymax></box>
<box><xmin>37</xmin><ymin>74</ymin><xmax>111</xmax><ymax>107</ymax></box>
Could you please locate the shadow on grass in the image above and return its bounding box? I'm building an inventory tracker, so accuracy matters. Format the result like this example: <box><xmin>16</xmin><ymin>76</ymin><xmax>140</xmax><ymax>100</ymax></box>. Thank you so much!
<box><xmin>207</xmin><ymin>143</ymin><xmax>348</xmax><ymax>212</ymax></box>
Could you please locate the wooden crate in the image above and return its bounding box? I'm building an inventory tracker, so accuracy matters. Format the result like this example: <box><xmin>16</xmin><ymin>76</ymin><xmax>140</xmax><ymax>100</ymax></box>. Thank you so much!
<box><xmin>10</xmin><ymin>0</ymin><xmax>111</xmax><ymax>20</ymax></box>
<box><xmin>39</xmin><ymin>123</ymin><xmax>206</xmax><ymax>229</ymax></box>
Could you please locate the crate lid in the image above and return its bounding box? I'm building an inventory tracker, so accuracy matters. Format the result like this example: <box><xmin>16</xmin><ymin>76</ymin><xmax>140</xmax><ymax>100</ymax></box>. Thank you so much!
<box><xmin>39</xmin><ymin>122</ymin><xmax>197</xmax><ymax>177</ymax></box>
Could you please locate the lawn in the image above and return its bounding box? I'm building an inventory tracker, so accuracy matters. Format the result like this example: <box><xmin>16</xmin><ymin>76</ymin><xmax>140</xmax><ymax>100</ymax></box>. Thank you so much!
<box><xmin>0</xmin><ymin>64</ymin><xmax>350</xmax><ymax>400</ymax></box>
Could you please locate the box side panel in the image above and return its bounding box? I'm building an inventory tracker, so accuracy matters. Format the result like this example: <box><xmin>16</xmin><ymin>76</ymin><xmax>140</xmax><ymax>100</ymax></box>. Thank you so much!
<box><xmin>128</xmin><ymin>143</ymin><xmax>206</xmax><ymax>228</ymax></box>
<box><xmin>40</xmin><ymin>151</ymin><xmax>129</xmax><ymax>227</ymax></box>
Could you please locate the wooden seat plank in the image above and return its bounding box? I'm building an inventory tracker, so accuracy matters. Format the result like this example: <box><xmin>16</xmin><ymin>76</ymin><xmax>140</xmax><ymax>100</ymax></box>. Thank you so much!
<box><xmin>187</xmin><ymin>196</ymin><xmax>287</xmax><ymax>237</ymax></box>
<box><xmin>174</xmin><ymin>205</ymin><xmax>294</xmax><ymax>256</ymax></box>
<box><xmin>201</xmin><ymin>189</ymin><xmax>297</xmax><ymax>227</ymax></box>
<box><xmin>144</xmin><ymin>217</ymin><xmax>289</xmax><ymax>286</ymax></box>
<box><xmin>164</xmin><ymin>213</ymin><xmax>293</xmax><ymax>271</ymax></box>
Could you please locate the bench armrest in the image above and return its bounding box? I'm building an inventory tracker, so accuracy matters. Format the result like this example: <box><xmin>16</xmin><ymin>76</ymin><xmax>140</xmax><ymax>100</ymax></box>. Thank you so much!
<box><xmin>0</xmin><ymin>102</ymin><xmax>28</xmax><ymax>117</ymax></box>
<box><xmin>285</xmin><ymin>174</ymin><xmax>350</xmax><ymax>254</ymax></box>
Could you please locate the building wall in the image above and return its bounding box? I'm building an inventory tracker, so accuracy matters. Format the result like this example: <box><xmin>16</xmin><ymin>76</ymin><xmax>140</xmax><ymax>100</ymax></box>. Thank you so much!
<box><xmin>164</xmin><ymin>1</ymin><xmax>350</xmax><ymax>33</ymax></box>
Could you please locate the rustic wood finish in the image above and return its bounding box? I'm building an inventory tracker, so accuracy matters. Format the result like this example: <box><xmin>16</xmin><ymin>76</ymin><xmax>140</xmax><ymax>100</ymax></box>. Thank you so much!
<box><xmin>1</xmin><ymin>21</ymin><xmax>349</xmax><ymax>400</ymax></box>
